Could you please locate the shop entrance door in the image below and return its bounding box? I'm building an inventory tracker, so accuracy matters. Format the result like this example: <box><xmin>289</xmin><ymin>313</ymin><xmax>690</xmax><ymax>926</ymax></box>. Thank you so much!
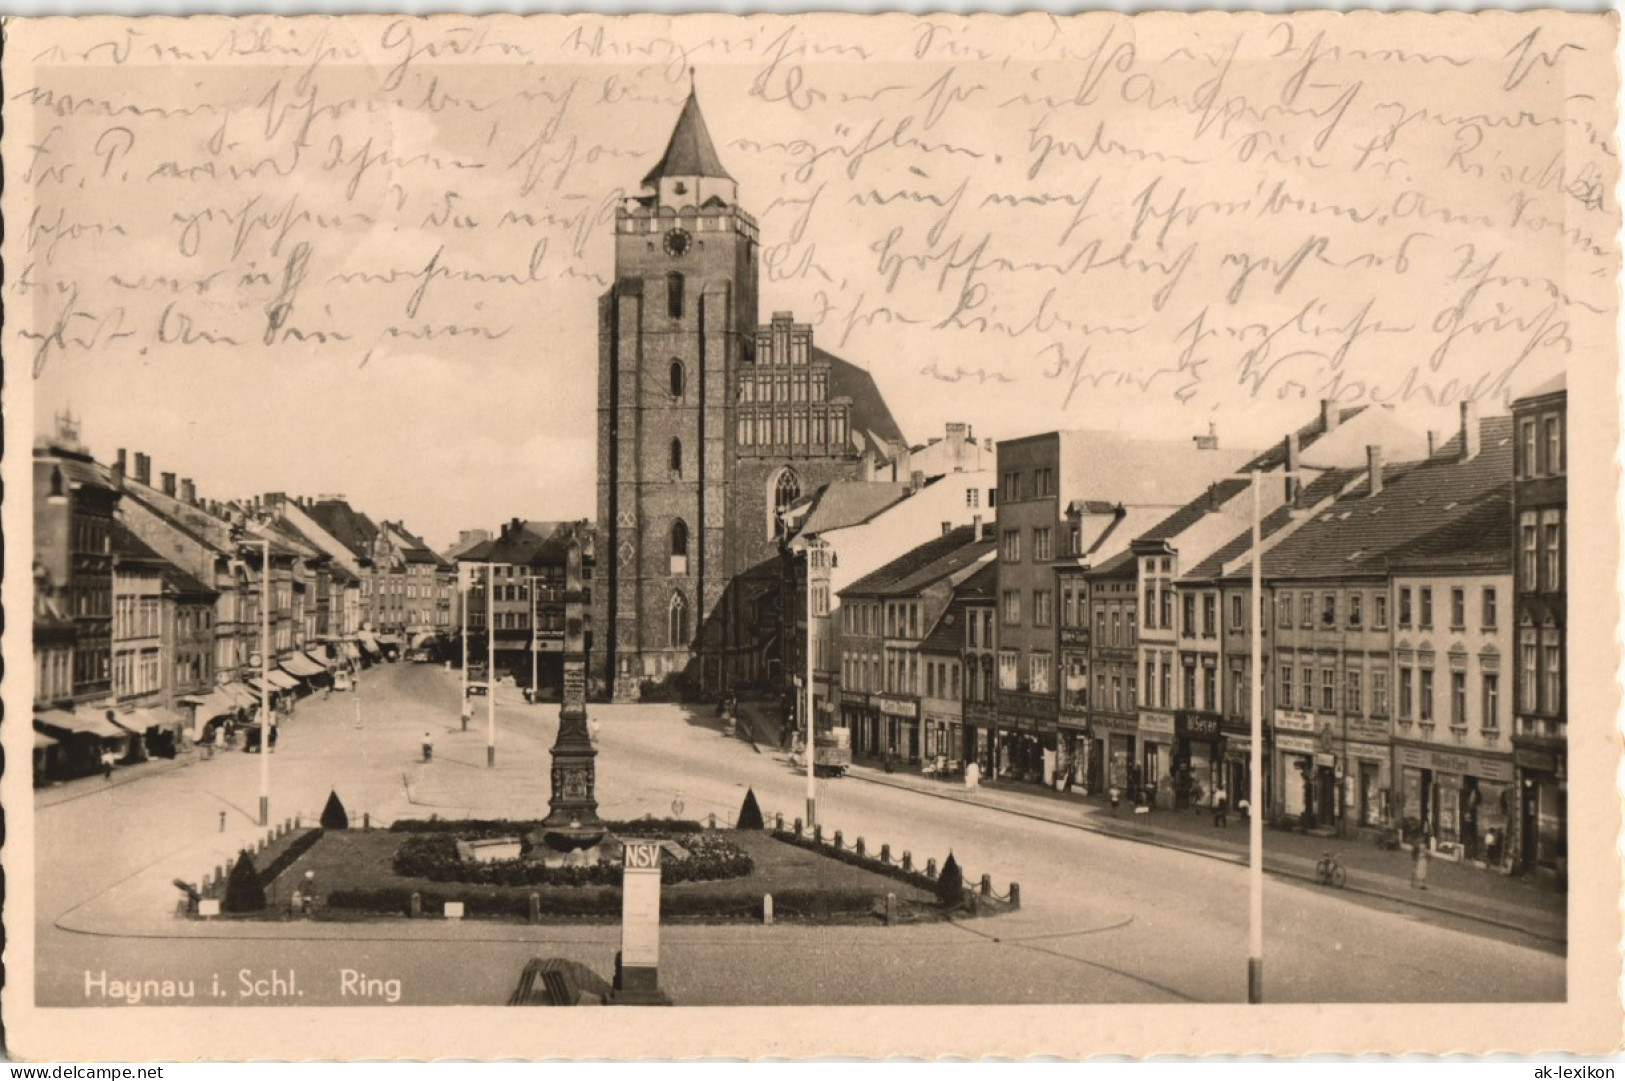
<box><xmin>1358</xmin><ymin>761</ymin><xmax>1380</xmax><ymax>827</ymax></box>
<box><xmin>1520</xmin><ymin>783</ymin><xmax>1539</xmax><ymax>871</ymax></box>
<box><xmin>1315</xmin><ymin>766</ymin><xmax>1337</xmax><ymax>828</ymax></box>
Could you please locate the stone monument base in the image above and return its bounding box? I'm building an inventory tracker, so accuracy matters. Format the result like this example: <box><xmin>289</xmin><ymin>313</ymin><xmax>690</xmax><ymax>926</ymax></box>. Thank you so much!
<box><xmin>608</xmin><ymin>953</ymin><xmax>672</xmax><ymax>1006</ymax></box>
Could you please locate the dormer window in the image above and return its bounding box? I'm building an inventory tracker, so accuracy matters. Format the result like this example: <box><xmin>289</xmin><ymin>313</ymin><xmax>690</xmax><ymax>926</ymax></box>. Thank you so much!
<box><xmin>673</xmin><ymin>181</ymin><xmax>687</xmax><ymax>195</ymax></box>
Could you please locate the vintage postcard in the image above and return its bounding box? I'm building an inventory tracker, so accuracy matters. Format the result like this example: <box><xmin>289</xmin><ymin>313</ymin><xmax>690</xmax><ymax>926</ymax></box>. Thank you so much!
<box><xmin>2</xmin><ymin>10</ymin><xmax>1619</xmax><ymax>1060</ymax></box>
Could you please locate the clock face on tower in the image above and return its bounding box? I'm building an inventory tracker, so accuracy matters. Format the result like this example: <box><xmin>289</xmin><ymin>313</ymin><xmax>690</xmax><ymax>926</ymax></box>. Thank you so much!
<box><xmin>663</xmin><ymin>228</ymin><xmax>692</xmax><ymax>257</ymax></box>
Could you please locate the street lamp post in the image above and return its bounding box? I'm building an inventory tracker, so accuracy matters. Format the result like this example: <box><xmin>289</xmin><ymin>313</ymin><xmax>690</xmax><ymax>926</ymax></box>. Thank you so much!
<box><xmin>459</xmin><ymin>563</ymin><xmax>471</xmax><ymax>731</ymax></box>
<box><xmin>232</xmin><ymin>530</ymin><xmax>274</xmax><ymax>828</ymax></box>
<box><xmin>802</xmin><ymin>538</ymin><xmax>832</xmax><ymax>831</ymax></box>
<box><xmin>523</xmin><ymin>574</ymin><xmax>551</xmax><ymax>704</ymax></box>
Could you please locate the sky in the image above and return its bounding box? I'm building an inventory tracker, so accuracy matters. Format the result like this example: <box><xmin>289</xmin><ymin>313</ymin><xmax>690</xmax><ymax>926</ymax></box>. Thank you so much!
<box><xmin>14</xmin><ymin>13</ymin><xmax>1609</xmax><ymax>549</ymax></box>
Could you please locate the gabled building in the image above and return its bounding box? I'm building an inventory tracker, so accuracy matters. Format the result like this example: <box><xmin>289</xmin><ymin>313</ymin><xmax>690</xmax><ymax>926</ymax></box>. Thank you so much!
<box><xmin>835</xmin><ymin>525</ymin><xmax>992</xmax><ymax>762</ymax></box>
<box><xmin>1258</xmin><ymin>404</ymin><xmax>1514</xmax><ymax>843</ymax></box>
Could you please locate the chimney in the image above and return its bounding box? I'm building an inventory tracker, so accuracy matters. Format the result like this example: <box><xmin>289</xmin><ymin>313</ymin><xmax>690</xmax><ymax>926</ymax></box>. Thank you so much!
<box><xmin>133</xmin><ymin>452</ymin><xmax>151</xmax><ymax>486</ymax></box>
<box><xmin>910</xmin><ymin>470</ymin><xmax>925</xmax><ymax>493</ymax></box>
<box><xmin>972</xmin><ymin>514</ymin><xmax>983</xmax><ymax>540</ymax></box>
<box><xmin>1207</xmin><ymin>483</ymin><xmax>1220</xmax><ymax>511</ymax></box>
<box><xmin>1366</xmin><ymin>445</ymin><xmax>1384</xmax><ymax>497</ymax></box>
<box><xmin>1194</xmin><ymin>422</ymin><xmax>1219</xmax><ymax>451</ymax></box>
<box><xmin>941</xmin><ymin>521</ymin><xmax>953</xmax><ymax>536</ymax></box>
<box><xmin>983</xmin><ymin>438</ymin><xmax>994</xmax><ymax>453</ymax></box>
<box><xmin>1321</xmin><ymin>400</ymin><xmax>1341</xmax><ymax>433</ymax></box>
<box><xmin>181</xmin><ymin>477</ymin><xmax>196</xmax><ymax>505</ymax></box>
<box><xmin>112</xmin><ymin>449</ymin><xmax>127</xmax><ymax>487</ymax></box>
<box><xmin>1284</xmin><ymin>433</ymin><xmax>1301</xmax><ymax>505</ymax></box>
<box><xmin>1459</xmin><ymin>400</ymin><xmax>1480</xmax><ymax>462</ymax></box>
<box><xmin>161</xmin><ymin>472</ymin><xmax>177</xmax><ymax>497</ymax></box>
<box><xmin>1427</xmin><ymin>430</ymin><xmax>1439</xmax><ymax>457</ymax></box>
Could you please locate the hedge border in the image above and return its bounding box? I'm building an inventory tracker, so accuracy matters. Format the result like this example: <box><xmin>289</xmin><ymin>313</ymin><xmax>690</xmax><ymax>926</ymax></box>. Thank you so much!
<box><xmin>324</xmin><ymin>884</ymin><xmax>888</xmax><ymax>922</ymax></box>
<box><xmin>258</xmin><ymin>828</ymin><xmax>325</xmax><ymax>890</ymax></box>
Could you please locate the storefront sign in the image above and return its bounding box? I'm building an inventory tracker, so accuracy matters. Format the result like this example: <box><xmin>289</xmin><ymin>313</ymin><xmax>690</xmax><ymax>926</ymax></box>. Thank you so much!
<box><xmin>1346</xmin><ymin>741</ymin><xmax>1389</xmax><ymax>761</ymax></box>
<box><xmin>1275</xmin><ymin>734</ymin><xmax>1318</xmax><ymax>755</ymax></box>
<box><xmin>1138</xmin><ymin>711</ymin><xmax>1175</xmax><ymax>738</ymax></box>
<box><xmin>1514</xmin><ymin>747</ymin><xmax>1558</xmax><ymax>773</ymax></box>
<box><xmin>1346</xmin><ymin>716</ymin><xmax>1391</xmax><ymax>743</ymax></box>
<box><xmin>1224</xmin><ymin>737</ymin><xmax>1253</xmax><ymax>757</ymax></box>
<box><xmin>840</xmin><ymin>691</ymin><xmax>870</xmax><ymax>707</ymax></box>
<box><xmin>999</xmin><ymin>690</ymin><xmax>1059</xmax><ymax>723</ymax></box>
<box><xmin>876</xmin><ymin>695</ymin><xmax>918</xmax><ymax>719</ymax></box>
<box><xmin>1060</xmin><ymin>628</ymin><xmax>1092</xmax><ymax>649</ymax></box>
<box><xmin>1394</xmin><ymin>743</ymin><xmax>1514</xmax><ymax>783</ymax></box>
<box><xmin>923</xmin><ymin>709</ymin><xmax>958</xmax><ymax>728</ymax></box>
<box><xmin>1314</xmin><ymin>752</ymin><xmax>1337</xmax><ymax>767</ymax></box>
<box><xmin>1091</xmin><ymin>712</ymin><xmax>1139</xmax><ymax>736</ymax></box>
<box><xmin>1274</xmin><ymin>709</ymin><xmax>1315</xmax><ymax>733</ymax></box>
<box><xmin>1176</xmin><ymin>711</ymin><xmax>1221</xmax><ymax>739</ymax></box>
<box><xmin>964</xmin><ymin>701</ymin><xmax>996</xmax><ymax>726</ymax></box>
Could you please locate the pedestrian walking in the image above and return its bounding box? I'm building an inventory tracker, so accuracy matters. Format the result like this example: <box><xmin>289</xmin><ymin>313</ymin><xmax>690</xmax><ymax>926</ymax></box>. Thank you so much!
<box><xmin>1213</xmin><ymin>784</ymin><xmax>1229</xmax><ymax>828</ymax></box>
<box><xmin>1109</xmin><ymin>785</ymin><xmax>1121</xmax><ymax>816</ymax></box>
<box><xmin>101</xmin><ymin>749</ymin><xmax>116</xmax><ymax>781</ymax></box>
<box><xmin>964</xmin><ymin>759</ymin><xmax>980</xmax><ymax>794</ymax></box>
<box><xmin>422</xmin><ymin>730</ymin><xmax>434</xmax><ymax>763</ymax></box>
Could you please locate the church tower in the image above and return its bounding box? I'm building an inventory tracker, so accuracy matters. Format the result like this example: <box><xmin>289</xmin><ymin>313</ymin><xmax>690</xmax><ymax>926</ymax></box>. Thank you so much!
<box><xmin>596</xmin><ymin>83</ymin><xmax>760</xmax><ymax>701</ymax></box>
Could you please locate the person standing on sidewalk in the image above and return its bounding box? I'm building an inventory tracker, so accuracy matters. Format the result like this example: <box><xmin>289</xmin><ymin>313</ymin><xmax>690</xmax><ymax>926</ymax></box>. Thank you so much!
<box><xmin>1411</xmin><ymin>826</ymin><xmax>1431</xmax><ymax>890</ymax></box>
<box><xmin>422</xmin><ymin>730</ymin><xmax>434</xmax><ymax>763</ymax></box>
<box><xmin>964</xmin><ymin>759</ymin><xmax>980</xmax><ymax>794</ymax></box>
<box><xmin>1109</xmin><ymin>785</ymin><xmax>1121</xmax><ymax>816</ymax></box>
<box><xmin>1212</xmin><ymin>783</ymin><xmax>1228</xmax><ymax>828</ymax></box>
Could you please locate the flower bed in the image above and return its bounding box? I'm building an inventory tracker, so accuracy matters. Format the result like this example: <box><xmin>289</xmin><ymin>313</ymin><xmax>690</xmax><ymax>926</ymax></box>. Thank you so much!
<box><xmin>390</xmin><ymin>827</ymin><xmax>752</xmax><ymax>888</ymax></box>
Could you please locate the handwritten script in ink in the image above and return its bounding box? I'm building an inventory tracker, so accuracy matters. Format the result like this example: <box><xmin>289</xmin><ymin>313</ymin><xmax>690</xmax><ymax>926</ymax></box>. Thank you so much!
<box><xmin>7</xmin><ymin>13</ymin><xmax>1617</xmax><ymax>446</ymax></box>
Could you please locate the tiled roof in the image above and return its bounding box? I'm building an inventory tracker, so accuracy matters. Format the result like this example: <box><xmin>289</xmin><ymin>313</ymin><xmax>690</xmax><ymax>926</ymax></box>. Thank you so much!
<box><xmin>796</xmin><ymin>480</ymin><xmax>909</xmax><ymax>538</ymax></box>
<box><xmin>819</xmin><ymin>347</ymin><xmax>906</xmax><ymax>447</ymax></box>
<box><xmin>841</xmin><ymin>525</ymin><xmax>980</xmax><ymax>597</ymax></box>
<box><xmin>1086</xmin><ymin>548</ymin><xmax>1138</xmax><ymax>580</ymax></box>
<box><xmin>1260</xmin><ymin>417</ymin><xmax>1514</xmax><ymax>581</ymax></box>
<box><xmin>918</xmin><ymin>603</ymin><xmax>968</xmax><ymax>655</ymax></box>
<box><xmin>482</xmin><ymin>522</ymin><xmax>575</xmax><ymax>568</ymax></box>
<box><xmin>640</xmin><ymin>89</ymin><xmax>734</xmax><ymax>187</ymax></box>
<box><xmin>954</xmin><ymin>561</ymin><xmax>999</xmax><ymax>601</ymax></box>
<box><xmin>1387</xmin><ymin>491</ymin><xmax>1513</xmax><ymax>572</ymax></box>
<box><xmin>111</xmin><ymin>520</ymin><xmax>217</xmax><ymax>597</ymax></box>
<box><xmin>1188</xmin><ymin>468</ymin><xmax>1365</xmax><ymax>581</ymax></box>
<box><xmin>883</xmin><ymin>540</ymin><xmax>994</xmax><ymax>597</ymax></box>
<box><xmin>306</xmin><ymin>500</ymin><xmax>380</xmax><ymax>561</ymax></box>
<box><xmin>1134</xmin><ymin>479</ymin><xmax>1252</xmax><ymax>545</ymax></box>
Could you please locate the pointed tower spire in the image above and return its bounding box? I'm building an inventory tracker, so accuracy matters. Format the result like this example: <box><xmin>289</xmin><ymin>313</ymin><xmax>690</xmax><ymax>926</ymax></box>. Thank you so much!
<box><xmin>640</xmin><ymin>77</ymin><xmax>735</xmax><ymax>190</ymax></box>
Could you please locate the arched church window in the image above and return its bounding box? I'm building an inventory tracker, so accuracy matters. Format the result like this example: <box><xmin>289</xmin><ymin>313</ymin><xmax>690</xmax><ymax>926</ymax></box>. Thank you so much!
<box><xmin>770</xmin><ymin>468</ymin><xmax>802</xmax><ymax>539</ymax></box>
<box><xmin>667</xmin><ymin>272</ymin><xmax>684</xmax><ymax>320</ymax></box>
<box><xmin>670</xmin><ymin>437</ymin><xmax>683</xmax><ymax>477</ymax></box>
<box><xmin>670</xmin><ymin>359</ymin><xmax>685</xmax><ymax>397</ymax></box>
<box><xmin>668</xmin><ymin>591</ymin><xmax>690</xmax><ymax>647</ymax></box>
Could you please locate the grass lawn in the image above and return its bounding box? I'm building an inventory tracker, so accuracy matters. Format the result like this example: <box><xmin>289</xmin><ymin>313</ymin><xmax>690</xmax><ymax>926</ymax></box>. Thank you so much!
<box><xmin>270</xmin><ymin>827</ymin><xmax>943</xmax><ymax>924</ymax></box>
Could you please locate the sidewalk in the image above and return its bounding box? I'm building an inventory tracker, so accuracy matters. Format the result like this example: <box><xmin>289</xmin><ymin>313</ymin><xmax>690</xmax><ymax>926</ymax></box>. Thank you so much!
<box><xmin>847</xmin><ymin>761</ymin><xmax>1566</xmax><ymax>945</ymax></box>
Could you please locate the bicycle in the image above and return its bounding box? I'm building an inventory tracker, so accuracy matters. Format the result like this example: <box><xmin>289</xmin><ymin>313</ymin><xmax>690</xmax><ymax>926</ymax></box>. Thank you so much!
<box><xmin>1315</xmin><ymin>850</ymin><xmax>1347</xmax><ymax>888</ymax></box>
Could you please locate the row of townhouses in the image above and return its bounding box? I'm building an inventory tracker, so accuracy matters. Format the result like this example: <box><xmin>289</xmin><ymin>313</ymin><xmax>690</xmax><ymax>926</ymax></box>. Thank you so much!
<box><xmin>785</xmin><ymin>384</ymin><xmax>1566</xmax><ymax>881</ymax></box>
<box><xmin>31</xmin><ymin>417</ymin><xmax>455</xmax><ymax>784</ymax></box>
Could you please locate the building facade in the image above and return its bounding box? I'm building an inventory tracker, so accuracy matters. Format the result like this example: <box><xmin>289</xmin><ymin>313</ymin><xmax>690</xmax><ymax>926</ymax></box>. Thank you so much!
<box><xmin>1510</xmin><ymin>377</ymin><xmax>1566</xmax><ymax>876</ymax></box>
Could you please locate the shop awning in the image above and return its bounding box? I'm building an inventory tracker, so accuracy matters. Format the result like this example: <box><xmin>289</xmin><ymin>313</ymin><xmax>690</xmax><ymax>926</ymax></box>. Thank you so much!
<box><xmin>279</xmin><ymin>653</ymin><xmax>326</xmax><ymax>678</ymax></box>
<box><xmin>222</xmin><ymin>682</ymin><xmax>259</xmax><ymax>709</ymax></box>
<box><xmin>35</xmin><ymin>710</ymin><xmax>128</xmax><ymax>740</ymax></box>
<box><xmin>34</xmin><ymin>731</ymin><xmax>58</xmax><ymax>751</ymax></box>
<box><xmin>187</xmin><ymin>689</ymin><xmax>241</xmax><ymax>720</ymax></box>
<box><xmin>357</xmin><ymin>633</ymin><xmax>382</xmax><ymax>656</ymax></box>
<box><xmin>115</xmin><ymin>707</ymin><xmax>185</xmax><ymax>733</ymax></box>
<box><xmin>375</xmin><ymin>634</ymin><xmax>403</xmax><ymax>647</ymax></box>
<box><xmin>267</xmin><ymin>671</ymin><xmax>302</xmax><ymax>690</ymax></box>
<box><xmin>303</xmin><ymin>649</ymin><xmax>333</xmax><ymax>669</ymax></box>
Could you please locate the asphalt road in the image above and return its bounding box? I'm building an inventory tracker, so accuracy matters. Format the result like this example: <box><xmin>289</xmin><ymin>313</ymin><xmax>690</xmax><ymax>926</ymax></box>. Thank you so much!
<box><xmin>33</xmin><ymin>662</ymin><xmax>1564</xmax><ymax>1008</ymax></box>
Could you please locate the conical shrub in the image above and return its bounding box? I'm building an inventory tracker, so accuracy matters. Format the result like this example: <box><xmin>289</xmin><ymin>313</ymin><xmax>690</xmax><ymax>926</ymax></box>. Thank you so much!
<box><xmin>224</xmin><ymin>849</ymin><xmax>267</xmax><ymax>913</ymax></box>
<box><xmin>935</xmin><ymin>852</ymin><xmax>965</xmax><ymax>909</ymax></box>
<box><xmin>320</xmin><ymin>789</ymin><xmax>350</xmax><ymax>830</ymax></box>
<box><xmin>736</xmin><ymin>788</ymin><xmax>765</xmax><ymax>830</ymax></box>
